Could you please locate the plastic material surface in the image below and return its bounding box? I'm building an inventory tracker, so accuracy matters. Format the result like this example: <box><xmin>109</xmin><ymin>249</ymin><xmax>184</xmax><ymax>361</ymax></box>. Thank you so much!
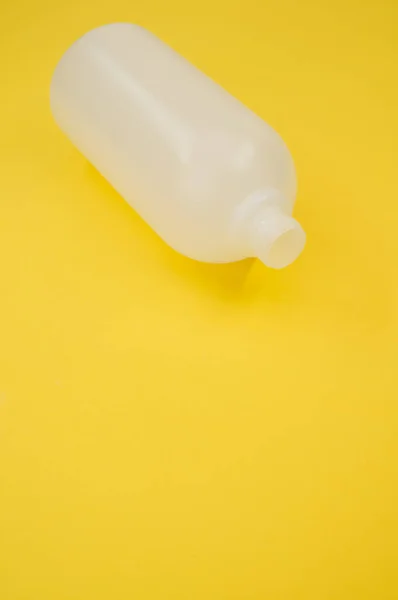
<box><xmin>51</xmin><ymin>23</ymin><xmax>306</xmax><ymax>268</ymax></box>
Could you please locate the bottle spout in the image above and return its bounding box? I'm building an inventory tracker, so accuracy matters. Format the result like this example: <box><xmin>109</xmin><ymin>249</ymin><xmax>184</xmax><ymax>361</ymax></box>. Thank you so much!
<box><xmin>249</xmin><ymin>206</ymin><xmax>306</xmax><ymax>269</ymax></box>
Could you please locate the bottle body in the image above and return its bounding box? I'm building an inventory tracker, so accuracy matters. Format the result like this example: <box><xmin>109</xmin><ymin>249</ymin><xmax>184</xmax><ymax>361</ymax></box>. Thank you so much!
<box><xmin>51</xmin><ymin>23</ymin><xmax>305</xmax><ymax>268</ymax></box>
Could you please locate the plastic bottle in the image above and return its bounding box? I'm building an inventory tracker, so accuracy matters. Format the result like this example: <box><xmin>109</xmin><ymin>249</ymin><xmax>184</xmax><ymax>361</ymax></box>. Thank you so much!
<box><xmin>51</xmin><ymin>24</ymin><xmax>306</xmax><ymax>269</ymax></box>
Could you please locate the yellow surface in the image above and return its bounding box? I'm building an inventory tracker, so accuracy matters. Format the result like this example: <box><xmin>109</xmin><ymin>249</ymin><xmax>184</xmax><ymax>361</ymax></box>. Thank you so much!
<box><xmin>1</xmin><ymin>0</ymin><xmax>398</xmax><ymax>598</ymax></box>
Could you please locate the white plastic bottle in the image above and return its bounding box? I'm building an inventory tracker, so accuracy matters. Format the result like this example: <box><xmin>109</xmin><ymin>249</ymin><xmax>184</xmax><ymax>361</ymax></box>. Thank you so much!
<box><xmin>51</xmin><ymin>24</ymin><xmax>306</xmax><ymax>269</ymax></box>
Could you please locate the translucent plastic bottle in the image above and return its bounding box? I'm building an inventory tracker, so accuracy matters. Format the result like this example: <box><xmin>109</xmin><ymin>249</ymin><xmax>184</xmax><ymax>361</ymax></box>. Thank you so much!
<box><xmin>51</xmin><ymin>24</ymin><xmax>306</xmax><ymax>268</ymax></box>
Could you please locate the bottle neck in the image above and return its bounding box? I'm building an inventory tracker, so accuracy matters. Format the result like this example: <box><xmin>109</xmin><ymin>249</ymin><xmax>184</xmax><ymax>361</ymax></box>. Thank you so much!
<box><xmin>249</xmin><ymin>205</ymin><xmax>306</xmax><ymax>269</ymax></box>
<box><xmin>234</xmin><ymin>190</ymin><xmax>306</xmax><ymax>269</ymax></box>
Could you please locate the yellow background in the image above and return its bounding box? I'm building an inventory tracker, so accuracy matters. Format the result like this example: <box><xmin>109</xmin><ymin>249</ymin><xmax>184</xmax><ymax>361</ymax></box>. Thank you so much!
<box><xmin>1</xmin><ymin>0</ymin><xmax>398</xmax><ymax>597</ymax></box>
